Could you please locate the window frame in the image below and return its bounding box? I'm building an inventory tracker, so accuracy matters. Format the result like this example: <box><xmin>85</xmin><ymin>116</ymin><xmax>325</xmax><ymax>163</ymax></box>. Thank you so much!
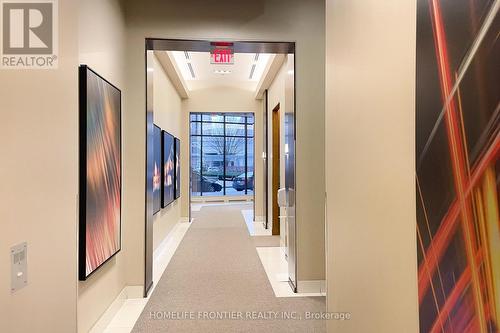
<box><xmin>190</xmin><ymin>113</ymin><xmax>254</xmax><ymax>196</ymax></box>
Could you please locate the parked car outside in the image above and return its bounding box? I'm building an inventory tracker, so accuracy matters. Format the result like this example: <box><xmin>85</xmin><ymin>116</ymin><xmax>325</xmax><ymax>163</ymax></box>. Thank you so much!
<box><xmin>191</xmin><ymin>172</ymin><xmax>223</xmax><ymax>192</ymax></box>
<box><xmin>232</xmin><ymin>172</ymin><xmax>254</xmax><ymax>191</ymax></box>
<box><xmin>206</xmin><ymin>166</ymin><xmax>221</xmax><ymax>173</ymax></box>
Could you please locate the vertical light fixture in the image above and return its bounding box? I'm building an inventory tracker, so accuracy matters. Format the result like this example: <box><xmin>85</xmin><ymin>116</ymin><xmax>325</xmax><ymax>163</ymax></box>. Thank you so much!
<box><xmin>250</xmin><ymin>53</ymin><xmax>270</xmax><ymax>81</ymax></box>
<box><xmin>172</xmin><ymin>51</ymin><xmax>196</xmax><ymax>80</ymax></box>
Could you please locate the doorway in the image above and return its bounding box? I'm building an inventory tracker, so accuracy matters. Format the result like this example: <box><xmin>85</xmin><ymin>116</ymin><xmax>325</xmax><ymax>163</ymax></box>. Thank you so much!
<box><xmin>144</xmin><ymin>39</ymin><xmax>296</xmax><ymax>296</ymax></box>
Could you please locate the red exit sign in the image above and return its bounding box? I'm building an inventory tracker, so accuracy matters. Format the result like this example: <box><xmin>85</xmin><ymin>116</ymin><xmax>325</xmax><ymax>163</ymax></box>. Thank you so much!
<box><xmin>210</xmin><ymin>42</ymin><xmax>234</xmax><ymax>64</ymax></box>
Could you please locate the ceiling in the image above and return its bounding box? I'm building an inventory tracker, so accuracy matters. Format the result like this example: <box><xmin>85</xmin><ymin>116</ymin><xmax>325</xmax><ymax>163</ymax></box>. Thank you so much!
<box><xmin>170</xmin><ymin>51</ymin><xmax>271</xmax><ymax>92</ymax></box>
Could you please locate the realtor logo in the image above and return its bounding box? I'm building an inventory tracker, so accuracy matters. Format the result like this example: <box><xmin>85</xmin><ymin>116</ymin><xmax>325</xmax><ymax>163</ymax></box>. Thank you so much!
<box><xmin>1</xmin><ymin>0</ymin><xmax>58</xmax><ymax>69</ymax></box>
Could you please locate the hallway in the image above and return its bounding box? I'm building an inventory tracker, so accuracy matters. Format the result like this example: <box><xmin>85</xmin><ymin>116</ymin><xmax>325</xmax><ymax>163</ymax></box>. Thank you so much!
<box><xmin>132</xmin><ymin>204</ymin><xmax>326</xmax><ymax>332</ymax></box>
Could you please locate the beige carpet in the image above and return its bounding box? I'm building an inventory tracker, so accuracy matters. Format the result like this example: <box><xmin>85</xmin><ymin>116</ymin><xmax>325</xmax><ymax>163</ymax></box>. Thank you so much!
<box><xmin>132</xmin><ymin>204</ymin><xmax>326</xmax><ymax>332</ymax></box>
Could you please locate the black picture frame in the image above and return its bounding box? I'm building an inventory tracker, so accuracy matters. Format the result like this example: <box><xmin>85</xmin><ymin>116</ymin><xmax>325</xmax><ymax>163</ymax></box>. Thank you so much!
<box><xmin>162</xmin><ymin>130</ymin><xmax>175</xmax><ymax>207</ymax></box>
<box><xmin>174</xmin><ymin>137</ymin><xmax>181</xmax><ymax>199</ymax></box>
<box><xmin>153</xmin><ymin>124</ymin><xmax>162</xmax><ymax>214</ymax></box>
<box><xmin>79</xmin><ymin>65</ymin><xmax>122</xmax><ymax>281</ymax></box>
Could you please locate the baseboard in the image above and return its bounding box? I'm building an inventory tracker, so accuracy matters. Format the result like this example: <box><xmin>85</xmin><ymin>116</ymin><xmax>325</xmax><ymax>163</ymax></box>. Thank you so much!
<box><xmin>154</xmin><ymin>218</ymin><xmax>190</xmax><ymax>262</ymax></box>
<box><xmin>191</xmin><ymin>196</ymin><xmax>253</xmax><ymax>204</ymax></box>
<box><xmin>297</xmin><ymin>280</ymin><xmax>326</xmax><ymax>295</ymax></box>
<box><xmin>88</xmin><ymin>285</ymin><xmax>143</xmax><ymax>333</ymax></box>
<box><xmin>90</xmin><ymin>219</ymin><xmax>190</xmax><ymax>333</ymax></box>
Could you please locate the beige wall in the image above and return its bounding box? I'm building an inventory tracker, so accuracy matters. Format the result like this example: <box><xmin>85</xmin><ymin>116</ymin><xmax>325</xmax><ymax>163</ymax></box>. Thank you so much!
<box><xmin>182</xmin><ymin>86</ymin><xmax>263</xmax><ymax>217</ymax></box>
<box><xmin>267</xmin><ymin>54</ymin><xmax>325</xmax><ymax>282</ymax></box>
<box><xmin>152</xmin><ymin>54</ymin><xmax>183</xmax><ymax>250</ymax></box>
<box><xmin>0</xmin><ymin>1</ymin><xmax>79</xmax><ymax>332</ymax></box>
<box><xmin>122</xmin><ymin>0</ymin><xmax>326</xmax><ymax>283</ymax></box>
<box><xmin>77</xmin><ymin>0</ymin><xmax>128</xmax><ymax>332</ymax></box>
<box><xmin>325</xmin><ymin>0</ymin><xmax>418</xmax><ymax>332</ymax></box>
<box><xmin>0</xmin><ymin>1</ymin><xmax>327</xmax><ymax>332</ymax></box>
<box><xmin>267</xmin><ymin>56</ymin><xmax>287</xmax><ymax>226</ymax></box>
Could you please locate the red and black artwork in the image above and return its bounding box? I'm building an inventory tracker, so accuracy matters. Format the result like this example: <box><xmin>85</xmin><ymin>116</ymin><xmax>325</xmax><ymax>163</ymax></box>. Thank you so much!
<box><xmin>416</xmin><ymin>1</ymin><xmax>499</xmax><ymax>332</ymax></box>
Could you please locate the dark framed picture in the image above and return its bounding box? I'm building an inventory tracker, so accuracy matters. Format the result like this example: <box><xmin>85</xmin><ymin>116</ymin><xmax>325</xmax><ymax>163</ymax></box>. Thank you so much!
<box><xmin>174</xmin><ymin>137</ymin><xmax>181</xmax><ymax>199</ymax></box>
<box><xmin>162</xmin><ymin>131</ymin><xmax>175</xmax><ymax>207</ymax></box>
<box><xmin>415</xmin><ymin>1</ymin><xmax>499</xmax><ymax>331</ymax></box>
<box><xmin>79</xmin><ymin>65</ymin><xmax>121</xmax><ymax>281</ymax></box>
<box><xmin>153</xmin><ymin>125</ymin><xmax>162</xmax><ymax>214</ymax></box>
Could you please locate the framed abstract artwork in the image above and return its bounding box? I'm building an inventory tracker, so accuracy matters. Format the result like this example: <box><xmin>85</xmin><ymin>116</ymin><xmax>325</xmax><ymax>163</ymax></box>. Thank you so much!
<box><xmin>162</xmin><ymin>131</ymin><xmax>175</xmax><ymax>207</ymax></box>
<box><xmin>153</xmin><ymin>125</ymin><xmax>162</xmax><ymax>214</ymax></box>
<box><xmin>416</xmin><ymin>2</ymin><xmax>499</xmax><ymax>331</ymax></box>
<box><xmin>174</xmin><ymin>137</ymin><xmax>181</xmax><ymax>199</ymax></box>
<box><xmin>79</xmin><ymin>65</ymin><xmax>121</xmax><ymax>281</ymax></box>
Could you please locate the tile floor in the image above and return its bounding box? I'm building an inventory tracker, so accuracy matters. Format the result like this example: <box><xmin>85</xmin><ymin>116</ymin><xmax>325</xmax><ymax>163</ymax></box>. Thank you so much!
<box><xmin>191</xmin><ymin>201</ymin><xmax>252</xmax><ymax>212</ymax></box>
<box><xmin>241</xmin><ymin>209</ymin><xmax>271</xmax><ymax>236</ymax></box>
<box><xmin>256</xmin><ymin>247</ymin><xmax>325</xmax><ymax>298</ymax></box>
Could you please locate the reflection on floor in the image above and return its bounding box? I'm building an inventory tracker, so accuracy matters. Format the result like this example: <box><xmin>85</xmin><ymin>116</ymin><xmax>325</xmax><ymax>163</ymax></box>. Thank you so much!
<box><xmin>241</xmin><ymin>209</ymin><xmax>271</xmax><ymax>236</ymax></box>
<box><xmin>191</xmin><ymin>200</ymin><xmax>251</xmax><ymax>212</ymax></box>
<box><xmin>256</xmin><ymin>247</ymin><xmax>325</xmax><ymax>298</ymax></box>
<box><xmin>240</xmin><ymin>206</ymin><xmax>324</xmax><ymax>298</ymax></box>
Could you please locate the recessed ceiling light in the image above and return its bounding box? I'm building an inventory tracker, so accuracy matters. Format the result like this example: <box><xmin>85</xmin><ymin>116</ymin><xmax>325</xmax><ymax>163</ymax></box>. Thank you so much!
<box><xmin>172</xmin><ymin>51</ymin><xmax>195</xmax><ymax>81</ymax></box>
<box><xmin>188</xmin><ymin>63</ymin><xmax>196</xmax><ymax>78</ymax></box>
<box><xmin>249</xmin><ymin>53</ymin><xmax>271</xmax><ymax>82</ymax></box>
<box><xmin>214</xmin><ymin>69</ymin><xmax>231</xmax><ymax>75</ymax></box>
<box><xmin>249</xmin><ymin>64</ymin><xmax>256</xmax><ymax>79</ymax></box>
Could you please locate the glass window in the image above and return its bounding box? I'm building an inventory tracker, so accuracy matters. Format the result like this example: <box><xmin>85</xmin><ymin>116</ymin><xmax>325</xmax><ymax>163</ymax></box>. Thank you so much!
<box><xmin>247</xmin><ymin>124</ymin><xmax>254</xmax><ymax>137</ymax></box>
<box><xmin>201</xmin><ymin>122</ymin><xmax>224</xmax><ymax>136</ymax></box>
<box><xmin>190</xmin><ymin>136</ymin><xmax>202</xmax><ymax>197</ymax></box>
<box><xmin>226</xmin><ymin>123</ymin><xmax>246</xmax><ymax>137</ymax></box>
<box><xmin>247</xmin><ymin>138</ymin><xmax>254</xmax><ymax>195</ymax></box>
<box><xmin>201</xmin><ymin>137</ymin><xmax>224</xmax><ymax>196</ymax></box>
<box><xmin>190</xmin><ymin>113</ymin><xmax>254</xmax><ymax>197</ymax></box>
<box><xmin>202</xmin><ymin>114</ymin><xmax>224</xmax><ymax>122</ymax></box>
<box><xmin>225</xmin><ymin>137</ymin><xmax>246</xmax><ymax>195</ymax></box>
<box><xmin>225</xmin><ymin>115</ymin><xmax>246</xmax><ymax>123</ymax></box>
<box><xmin>190</xmin><ymin>122</ymin><xmax>201</xmax><ymax>135</ymax></box>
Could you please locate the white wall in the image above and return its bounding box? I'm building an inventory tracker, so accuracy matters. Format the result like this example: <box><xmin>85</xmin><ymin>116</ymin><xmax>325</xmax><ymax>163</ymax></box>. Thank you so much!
<box><xmin>0</xmin><ymin>1</ymin><xmax>79</xmax><ymax>332</ymax></box>
<box><xmin>325</xmin><ymin>0</ymin><xmax>418</xmax><ymax>332</ymax></box>
<box><xmin>152</xmin><ymin>53</ymin><xmax>183</xmax><ymax>250</ymax></box>
<box><xmin>77</xmin><ymin>0</ymin><xmax>128</xmax><ymax>332</ymax></box>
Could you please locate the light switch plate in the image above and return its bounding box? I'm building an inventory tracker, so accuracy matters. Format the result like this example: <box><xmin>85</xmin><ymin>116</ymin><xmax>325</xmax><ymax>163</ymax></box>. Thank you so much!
<box><xmin>11</xmin><ymin>242</ymin><xmax>27</xmax><ymax>293</ymax></box>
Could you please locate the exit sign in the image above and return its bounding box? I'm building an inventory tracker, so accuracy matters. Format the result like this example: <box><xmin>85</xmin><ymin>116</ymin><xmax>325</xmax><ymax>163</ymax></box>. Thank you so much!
<box><xmin>210</xmin><ymin>42</ymin><xmax>234</xmax><ymax>64</ymax></box>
